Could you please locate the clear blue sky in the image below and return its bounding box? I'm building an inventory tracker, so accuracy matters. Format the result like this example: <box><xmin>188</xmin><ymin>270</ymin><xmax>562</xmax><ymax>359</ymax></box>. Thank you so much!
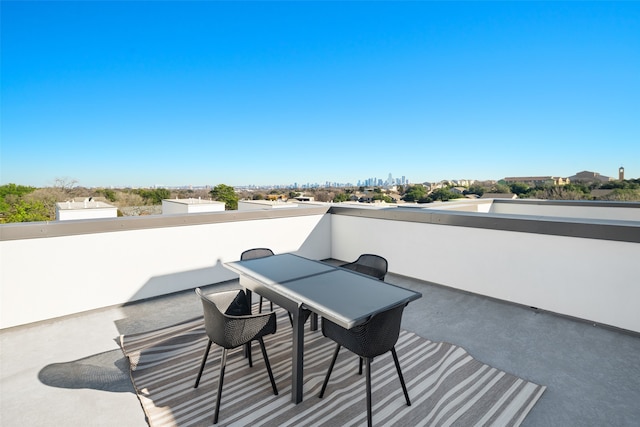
<box><xmin>2</xmin><ymin>1</ymin><xmax>638</xmax><ymax>188</ymax></box>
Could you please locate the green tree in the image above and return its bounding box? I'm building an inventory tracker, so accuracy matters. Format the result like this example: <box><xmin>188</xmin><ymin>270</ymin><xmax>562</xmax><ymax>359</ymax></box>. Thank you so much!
<box><xmin>210</xmin><ymin>184</ymin><xmax>238</xmax><ymax>210</ymax></box>
<box><xmin>402</xmin><ymin>185</ymin><xmax>427</xmax><ymax>202</ymax></box>
<box><xmin>333</xmin><ymin>192</ymin><xmax>350</xmax><ymax>203</ymax></box>
<box><xmin>372</xmin><ymin>193</ymin><xmax>393</xmax><ymax>203</ymax></box>
<box><xmin>138</xmin><ymin>188</ymin><xmax>171</xmax><ymax>204</ymax></box>
<box><xmin>599</xmin><ymin>188</ymin><xmax>640</xmax><ymax>201</ymax></box>
<box><xmin>0</xmin><ymin>183</ymin><xmax>36</xmax><ymax>199</ymax></box>
<box><xmin>465</xmin><ymin>184</ymin><xmax>485</xmax><ymax>197</ymax></box>
<box><xmin>509</xmin><ymin>182</ymin><xmax>530</xmax><ymax>196</ymax></box>
<box><xmin>492</xmin><ymin>183</ymin><xmax>511</xmax><ymax>194</ymax></box>
<box><xmin>428</xmin><ymin>187</ymin><xmax>463</xmax><ymax>202</ymax></box>
<box><xmin>0</xmin><ymin>183</ymin><xmax>36</xmax><ymax>216</ymax></box>
<box><xmin>528</xmin><ymin>186</ymin><xmax>589</xmax><ymax>200</ymax></box>
<box><xmin>601</xmin><ymin>179</ymin><xmax>640</xmax><ymax>190</ymax></box>
<box><xmin>4</xmin><ymin>199</ymin><xmax>50</xmax><ymax>223</ymax></box>
<box><xmin>96</xmin><ymin>188</ymin><xmax>117</xmax><ymax>202</ymax></box>
<box><xmin>564</xmin><ymin>184</ymin><xmax>590</xmax><ymax>196</ymax></box>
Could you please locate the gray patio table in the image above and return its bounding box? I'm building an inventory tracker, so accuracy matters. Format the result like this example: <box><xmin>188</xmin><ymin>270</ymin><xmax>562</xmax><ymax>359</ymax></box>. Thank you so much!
<box><xmin>225</xmin><ymin>253</ymin><xmax>422</xmax><ymax>404</ymax></box>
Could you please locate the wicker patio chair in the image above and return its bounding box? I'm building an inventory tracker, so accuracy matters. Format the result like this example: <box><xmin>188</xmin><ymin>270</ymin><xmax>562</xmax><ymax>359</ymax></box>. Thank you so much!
<box><xmin>194</xmin><ymin>288</ymin><xmax>278</xmax><ymax>424</ymax></box>
<box><xmin>340</xmin><ymin>254</ymin><xmax>388</xmax><ymax>281</ymax></box>
<box><xmin>319</xmin><ymin>303</ymin><xmax>411</xmax><ymax>427</ymax></box>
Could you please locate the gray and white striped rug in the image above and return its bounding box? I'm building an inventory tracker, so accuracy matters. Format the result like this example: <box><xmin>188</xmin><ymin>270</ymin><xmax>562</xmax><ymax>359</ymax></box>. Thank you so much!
<box><xmin>119</xmin><ymin>310</ymin><xmax>545</xmax><ymax>427</ymax></box>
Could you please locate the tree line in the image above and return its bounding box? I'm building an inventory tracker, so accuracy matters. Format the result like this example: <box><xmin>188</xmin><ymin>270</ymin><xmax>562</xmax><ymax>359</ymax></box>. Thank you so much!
<box><xmin>1</xmin><ymin>178</ymin><xmax>639</xmax><ymax>224</ymax></box>
<box><xmin>0</xmin><ymin>180</ymin><xmax>228</xmax><ymax>223</ymax></box>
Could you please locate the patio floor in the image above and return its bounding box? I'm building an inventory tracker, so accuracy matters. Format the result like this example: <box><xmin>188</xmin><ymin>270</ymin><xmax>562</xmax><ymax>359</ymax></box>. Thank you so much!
<box><xmin>2</xmin><ymin>263</ymin><xmax>639</xmax><ymax>426</ymax></box>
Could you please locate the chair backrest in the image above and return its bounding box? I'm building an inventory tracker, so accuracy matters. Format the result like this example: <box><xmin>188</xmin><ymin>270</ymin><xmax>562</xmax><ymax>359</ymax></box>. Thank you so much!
<box><xmin>323</xmin><ymin>303</ymin><xmax>405</xmax><ymax>359</ymax></box>
<box><xmin>241</xmin><ymin>248</ymin><xmax>275</xmax><ymax>261</ymax></box>
<box><xmin>196</xmin><ymin>288</ymin><xmax>251</xmax><ymax>348</ymax></box>
<box><xmin>341</xmin><ymin>254</ymin><xmax>388</xmax><ymax>280</ymax></box>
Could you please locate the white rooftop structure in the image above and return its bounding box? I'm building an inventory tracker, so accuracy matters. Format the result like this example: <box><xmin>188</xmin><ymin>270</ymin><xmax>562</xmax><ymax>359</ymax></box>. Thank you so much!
<box><xmin>55</xmin><ymin>199</ymin><xmax>118</xmax><ymax>221</ymax></box>
<box><xmin>162</xmin><ymin>198</ymin><xmax>225</xmax><ymax>214</ymax></box>
<box><xmin>238</xmin><ymin>200</ymin><xmax>299</xmax><ymax>210</ymax></box>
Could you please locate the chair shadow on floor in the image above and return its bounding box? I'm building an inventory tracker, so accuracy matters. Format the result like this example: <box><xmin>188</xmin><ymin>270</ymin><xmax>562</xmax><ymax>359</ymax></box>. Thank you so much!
<box><xmin>38</xmin><ymin>348</ymin><xmax>134</xmax><ymax>393</ymax></box>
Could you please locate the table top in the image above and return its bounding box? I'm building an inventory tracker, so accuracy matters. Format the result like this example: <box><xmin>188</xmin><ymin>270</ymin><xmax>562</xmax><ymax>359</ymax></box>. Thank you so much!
<box><xmin>226</xmin><ymin>253</ymin><xmax>422</xmax><ymax>329</ymax></box>
<box><xmin>227</xmin><ymin>253</ymin><xmax>335</xmax><ymax>285</ymax></box>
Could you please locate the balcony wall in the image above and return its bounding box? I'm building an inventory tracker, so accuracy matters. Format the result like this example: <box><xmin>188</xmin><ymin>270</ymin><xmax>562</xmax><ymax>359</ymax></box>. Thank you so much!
<box><xmin>488</xmin><ymin>199</ymin><xmax>640</xmax><ymax>221</ymax></box>
<box><xmin>2</xmin><ymin>200</ymin><xmax>639</xmax><ymax>333</ymax></box>
<box><xmin>0</xmin><ymin>207</ymin><xmax>331</xmax><ymax>329</ymax></box>
<box><xmin>330</xmin><ymin>204</ymin><xmax>640</xmax><ymax>333</ymax></box>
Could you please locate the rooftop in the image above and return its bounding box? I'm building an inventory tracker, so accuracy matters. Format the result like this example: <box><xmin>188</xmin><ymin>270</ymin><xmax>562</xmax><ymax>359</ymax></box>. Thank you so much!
<box><xmin>1</xmin><ymin>199</ymin><xmax>639</xmax><ymax>426</ymax></box>
<box><xmin>2</xmin><ymin>269</ymin><xmax>639</xmax><ymax>426</ymax></box>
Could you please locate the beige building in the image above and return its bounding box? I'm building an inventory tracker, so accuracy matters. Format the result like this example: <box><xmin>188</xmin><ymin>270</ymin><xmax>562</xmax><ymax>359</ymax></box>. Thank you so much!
<box><xmin>503</xmin><ymin>176</ymin><xmax>570</xmax><ymax>186</ymax></box>
<box><xmin>568</xmin><ymin>171</ymin><xmax>613</xmax><ymax>183</ymax></box>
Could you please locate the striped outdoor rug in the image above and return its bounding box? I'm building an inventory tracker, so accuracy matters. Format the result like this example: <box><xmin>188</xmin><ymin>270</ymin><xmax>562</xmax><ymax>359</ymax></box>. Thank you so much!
<box><xmin>119</xmin><ymin>310</ymin><xmax>545</xmax><ymax>427</ymax></box>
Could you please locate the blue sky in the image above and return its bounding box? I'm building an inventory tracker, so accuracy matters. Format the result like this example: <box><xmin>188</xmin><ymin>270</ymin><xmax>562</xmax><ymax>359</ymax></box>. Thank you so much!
<box><xmin>2</xmin><ymin>1</ymin><xmax>638</xmax><ymax>188</ymax></box>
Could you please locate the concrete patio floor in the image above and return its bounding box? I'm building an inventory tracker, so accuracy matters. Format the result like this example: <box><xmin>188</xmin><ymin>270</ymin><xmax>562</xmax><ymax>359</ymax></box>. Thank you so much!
<box><xmin>2</xmin><ymin>264</ymin><xmax>639</xmax><ymax>426</ymax></box>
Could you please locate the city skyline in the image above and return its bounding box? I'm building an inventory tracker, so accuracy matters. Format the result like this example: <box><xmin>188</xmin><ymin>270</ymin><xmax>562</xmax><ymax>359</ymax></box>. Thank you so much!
<box><xmin>2</xmin><ymin>2</ymin><xmax>639</xmax><ymax>188</ymax></box>
<box><xmin>30</xmin><ymin>164</ymin><xmax>630</xmax><ymax>191</ymax></box>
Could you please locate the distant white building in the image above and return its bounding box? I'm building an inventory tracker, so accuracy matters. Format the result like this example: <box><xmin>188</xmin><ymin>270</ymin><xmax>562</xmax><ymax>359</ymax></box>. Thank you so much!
<box><xmin>238</xmin><ymin>200</ymin><xmax>299</xmax><ymax>210</ymax></box>
<box><xmin>56</xmin><ymin>199</ymin><xmax>118</xmax><ymax>221</ymax></box>
<box><xmin>162</xmin><ymin>198</ymin><xmax>225</xmax><ymax>215</ymax></box>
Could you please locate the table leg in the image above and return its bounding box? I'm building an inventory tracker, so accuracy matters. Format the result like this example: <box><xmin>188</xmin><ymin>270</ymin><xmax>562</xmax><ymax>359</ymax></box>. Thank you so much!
<box><xmin>310</xmin><ymin>313</ymin><xmax>319</xmax><ymax>331</ymax></box>
<box><xmin>244</xmin><ymin>289</ymin><xmax>253</xmax><ymax>358</ymax></box>
<box><xmin>291</xmin><ymin>307</ymin><xmax>305</xmax><ymax>404</ymax></box>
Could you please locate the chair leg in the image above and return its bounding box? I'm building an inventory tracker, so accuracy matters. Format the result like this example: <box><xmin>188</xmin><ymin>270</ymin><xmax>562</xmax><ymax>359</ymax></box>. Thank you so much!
<box><xmin>258</xmin><ymin>337</ymin><xmax>278</xmax><ymax>395</ymax></box>
<box><xmin>269</xmin><ymin>301</ymin><xmax>273</xmax><ymax>311</ymax></box>
<box><xmin>194</xmin><ymin>339</ymin><xmax>212</xmax><ymax>388</ymax></box>
<box><xmin>259</xmin><ymin>295</ymin><xmax>264</xmax><ymax>313</ymax></box>
<box><xmin>319</xmin><ymin>343</ymin><xmax>341</xmax><ymax>398</ymax></box>
<box><xmin>365</xmin><ymin>357</ymin><xmax>373</xmax><ymax>427</ymax></box>
<box><xmin>391</xmin><ymin>347</ymin><xmax>411</xmax><ymax>406</ymax></box>
<box><xmin>214</xmin><ymin>348</ymin><xmax>228</xmax><ymax>424</ymax></box>
<box><xmin>358</xmin><ymin>357</ymin><xmax>363</xmax><ymax>375</ymax></box>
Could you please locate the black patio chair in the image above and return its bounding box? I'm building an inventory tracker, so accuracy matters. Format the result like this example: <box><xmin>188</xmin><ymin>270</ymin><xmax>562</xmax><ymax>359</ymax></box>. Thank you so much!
<box><xmin>194</xmin><ymin>288</ymin><xmax>278</xmax><ymax>424</ymax></box>
<box><xmin>340</xmin><ymin>254</ymin><xmax>388</xmax><ymax>281</ymax></box>
<box><xmin>241</xmin><ymin>248</ymin><xmax>275</xmax><ymax>313</ymax></box>
<box><xmin>319</xmin><ymin>303</ymin><xmax>411</xmax><ymax>427</ymax></box>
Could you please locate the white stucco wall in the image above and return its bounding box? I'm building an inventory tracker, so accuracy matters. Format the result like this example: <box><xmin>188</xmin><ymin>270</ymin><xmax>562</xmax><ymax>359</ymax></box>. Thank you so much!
<box><xmin>2</xmin><ymin>205</ymin><xmax>638</xmax><ymax>333</ymax></box>
<box><xmin>331</xmin><ymin>214</ymin><xmax>640</xmax><ymax>333</ymax></box>
<box><xmin>0</xmin><ymin>213</ymin><xmax>330</xmax><ymax>328</ymax></box>
<box><xmin>489</xmin><ymin>201</ymin><xmax>640</xmax><ymax>221</ymax></box>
